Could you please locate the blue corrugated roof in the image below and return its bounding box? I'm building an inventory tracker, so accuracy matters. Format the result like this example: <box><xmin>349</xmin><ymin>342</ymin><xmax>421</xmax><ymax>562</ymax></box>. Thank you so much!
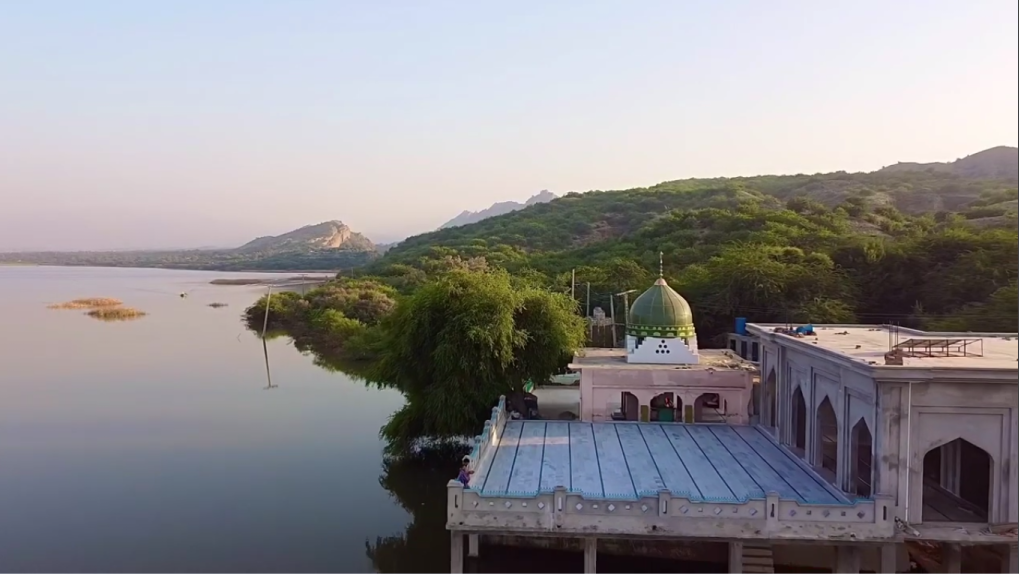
<box><xmin>469</xmin><ymin>421</ymin><xmax>855</xmax><ymax>505</ymax></box>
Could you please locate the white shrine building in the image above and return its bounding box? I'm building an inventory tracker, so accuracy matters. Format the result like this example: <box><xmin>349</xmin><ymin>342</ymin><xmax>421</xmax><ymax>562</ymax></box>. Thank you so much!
<box><xmin>447</xmin><ymin>267</ymin><xmax>1018</xmax><ymax>573</ymax></box>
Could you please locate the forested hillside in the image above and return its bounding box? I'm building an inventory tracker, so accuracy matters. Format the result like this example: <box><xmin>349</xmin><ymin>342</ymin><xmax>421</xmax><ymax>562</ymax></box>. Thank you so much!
<box><xmin>362</xmin><ymin>169</ymin><xmax>1018</xmax><ymax>339</ymax></box>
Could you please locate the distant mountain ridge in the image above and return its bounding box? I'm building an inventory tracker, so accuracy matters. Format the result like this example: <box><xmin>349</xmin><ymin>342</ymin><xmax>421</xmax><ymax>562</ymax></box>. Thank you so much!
<box><xmin>238</xmin><ymin>220</ymin><xmax>376</xmax><ymax>253</ymax></box>
<box><xmin>878</xmin><ymin>146</ymin><xmax>1018</xmax><ymax>180</ymax></box>
<box><xmin>0</xmin><ymin>220</ymin><xmax>380</xmax><ymax>271</ymax></box>
<box><xmin>439</xmin><ymin>190</ymin><xmax>558</xmax><ymax>229</ymax></box>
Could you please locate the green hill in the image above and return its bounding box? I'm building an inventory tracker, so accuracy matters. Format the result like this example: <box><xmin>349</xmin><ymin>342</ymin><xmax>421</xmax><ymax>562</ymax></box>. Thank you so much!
<box><xmin>363</xmin><ymin>156</ymin><xmax>1017</xmax><ymax>337</ymax></box>
<box><xmin>375</xmin><ymin>167</ymin><xmax>1017</xmax><ymax>270</ymax></box>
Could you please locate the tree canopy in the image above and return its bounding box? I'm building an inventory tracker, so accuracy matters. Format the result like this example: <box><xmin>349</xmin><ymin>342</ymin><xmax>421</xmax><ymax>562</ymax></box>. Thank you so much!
<box><xmin>369</xmin><ymin>269</ymin><xmax>585</xmax><ymax>455</ymax></box>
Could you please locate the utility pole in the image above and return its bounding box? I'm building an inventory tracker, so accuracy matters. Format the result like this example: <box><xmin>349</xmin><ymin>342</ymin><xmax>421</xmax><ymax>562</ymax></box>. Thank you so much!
<box><xmin>585</xmin><ymin>282</ymin><xmax>592</xmax><ymax>341</ymax></box>
<box><xmin>571</xmin><ymin>268</ymin><xmax>576</xmax><ymax>303</ymax></box>
<box><xmin>610</xmin><ymin>294</ymin><xmax>616</xmax><ymax>348</ymax></box>
<box><xmin>616</xmin><ymin>289</ymin><xmax>638</xmax><ymax>347</ymax></box>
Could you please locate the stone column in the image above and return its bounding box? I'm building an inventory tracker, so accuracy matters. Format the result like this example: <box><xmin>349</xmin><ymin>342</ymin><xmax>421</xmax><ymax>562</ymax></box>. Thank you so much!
<box><xmin>1001</xmin><ymin>543</ymin><xmax>1018</xmax><ymax>574</ymax></box>
<box><xmin>834</xmin><ymin>545</ymin><xmax>861</xmax><ymax>573</ymax></box>
<box><xmin>583</xmin><ymin>537</ymin><xmax>598</xmax><ymax>574</ymax></box>
<box><xmin>728</xmin><ymin>541</ymin><xmax>743</xmax><ymax>573</ymax></box>
<box><xmin>467</xmin><ymin>533</ymin><xmax>480</xmax><ymax>558</ymax></box>
<box><xmin>941</xmin><ymin>543</ymin><xmax>961</xmax><ymax>573</ymax></box>
<box><xmin>879</xmin><ymin>543</ymin><xmax>898</xmax><ymax>574</ymax></box>
<box><xmin>450</xmin><ymin>531</ymin><xmax>464</xmax><ymax>574</ymax></box>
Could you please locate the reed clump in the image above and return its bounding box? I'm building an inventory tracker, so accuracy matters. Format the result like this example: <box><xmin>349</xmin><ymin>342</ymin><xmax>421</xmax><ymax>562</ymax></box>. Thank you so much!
<box><xmin>85</xmin><ymin>307</ymin><xmax>147</xmax><ymax>321</ymax></box>
<box><xmin>47</xmin><ymin>297</ymin><xmax>123</xmax><ymax>310</ymax></box>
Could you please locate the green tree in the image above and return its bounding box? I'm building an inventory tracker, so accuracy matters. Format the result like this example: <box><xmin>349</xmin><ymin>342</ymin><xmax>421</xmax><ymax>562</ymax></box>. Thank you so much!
<box><xmin>370</xmin><ymin>269</ymin><xmax>586</xmax><ymax>456</ymax></box>
<box><xmin>928</xmin><ymin>282</ymin><xmax>1019</xmax><ymax>332</ymax></box>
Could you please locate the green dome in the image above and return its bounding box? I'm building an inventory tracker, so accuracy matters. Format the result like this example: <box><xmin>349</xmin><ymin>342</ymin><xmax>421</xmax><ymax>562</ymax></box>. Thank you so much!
<box><xmin>627</xmin><ymin>278</ymin><xmax>696</xmax><ymax>338</ymax></box>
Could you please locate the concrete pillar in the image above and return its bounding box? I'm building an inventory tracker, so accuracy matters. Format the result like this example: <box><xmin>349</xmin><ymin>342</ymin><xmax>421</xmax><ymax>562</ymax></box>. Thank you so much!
<box><xmin>942</xmin><ymin>543</ymin><xmax>961</xmax><ymax>573</ymax></box>
<box><xmin>834</xmin><ymin>545</ymin><xmax>861</xmax><ymax>573</ymax></box>
<box><xmin>878</xmin><ymin>543</ymin><xmax>898</xmax><ymax>574</ymax></box>
<box><xmin>467</xmin><ymin>533</ymin><xmax>480</xmax><ymax>558</ymax></box>
<box><xmin>728</xmin><ymin>541</ymin><xmax>743</xmax><ymax>573</ymax></box>
<box><xmin>1001</xmin><ymin>544</ymin><xmax>1018</xmax><ymax>574</ymax></box>
<box><xmin>583</xmin><ymin>537</ymin><xmax>597</xmax><ymax>574</ymax></box>
<box><xmin>450</xmin><ymin>531</ymin><xmax>463</xmax><ymax>574</ymax></box>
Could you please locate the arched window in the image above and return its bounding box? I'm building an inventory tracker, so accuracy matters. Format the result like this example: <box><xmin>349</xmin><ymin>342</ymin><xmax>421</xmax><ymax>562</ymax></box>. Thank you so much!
<box><xmin>694</xmin><ymin>393</ymin><xmax>723</xmax><ymax>423</ymax></box>
<box><xmin>620</xmin><ymin>392</ymin><xmax>639</xmax><ymax>421</ymax></box>
<box><xmin>790</xmin><ymin>388</ymin><xmax>807</xmax><ymax>456</ymax></box>
<box><xmin>648</xmin><ymin>392</ymin><xmax>676</xmax><ymax>423</ymax></box>
<box><xmin>922</xmin><ymin>439</ymin><xmax>992</xmax><ymax>523</ymax></box>
<box><xmin>765</xmin><ymin>369</ymin><xmax>777</xmax><ymax>428</ymax></box>
<box><xmin>849</xmin><ymin>419</ymin><xmax>872</xmax><ymax>497</ymax></box>
<box><xmin>816</xmin><ymin>397</ymin><xmax>838</xmax><ymax>481</ymax></box>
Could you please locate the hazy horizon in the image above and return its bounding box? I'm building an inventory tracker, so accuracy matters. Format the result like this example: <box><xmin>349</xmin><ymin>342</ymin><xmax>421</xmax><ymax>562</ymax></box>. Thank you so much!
<box><xmin>0</xmin><ymin>0</ymin><xmax>1017</xmax><ymax>251</ymax></box>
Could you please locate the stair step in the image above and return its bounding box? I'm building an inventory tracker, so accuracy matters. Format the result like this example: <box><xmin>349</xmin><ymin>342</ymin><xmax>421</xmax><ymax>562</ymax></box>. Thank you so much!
<box><xmin>744</xmin><ymin>549</ymin><xmax>773</xmax><ymax>557</ymax></box>
<box><xmin>741</xmin><ymin>544</ymin><xmax>775</xmax><ymax>574</ymax></box>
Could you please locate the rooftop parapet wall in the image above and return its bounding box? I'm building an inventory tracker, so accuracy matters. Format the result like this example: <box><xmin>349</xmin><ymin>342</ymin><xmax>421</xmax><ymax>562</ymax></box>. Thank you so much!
<box><xmin>465</xmin><ymin>396</ymin><xmax>508</xmax><ymax>475</ymax></box>
<box><xmin>747</xmin><ymin>324</ymin><xmax>1019</xmax><ymax>374</ymax></box>
<box><xmin>446</xmin><ymin>483</ymin><xmax>897</xmax><ymax>541</ymax></box>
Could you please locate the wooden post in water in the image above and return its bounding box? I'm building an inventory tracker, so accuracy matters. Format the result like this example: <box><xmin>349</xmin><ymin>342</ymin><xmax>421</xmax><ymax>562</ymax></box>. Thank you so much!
<box><xmin>261</xmin><ymin>285</ymin><xmax>272</xmax><ymax>338</ymax></box>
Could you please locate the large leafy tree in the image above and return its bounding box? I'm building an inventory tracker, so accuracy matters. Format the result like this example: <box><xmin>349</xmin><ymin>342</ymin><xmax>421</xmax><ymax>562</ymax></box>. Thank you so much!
<box><xmin>370</xmin><ymin>269</ymin><xmax>586</xmax><ymax>456</ymax></box>
<box><xmin>678</xmin><ymin>243</ymin><xmax>855</xmax><ymax>339</ymax></box>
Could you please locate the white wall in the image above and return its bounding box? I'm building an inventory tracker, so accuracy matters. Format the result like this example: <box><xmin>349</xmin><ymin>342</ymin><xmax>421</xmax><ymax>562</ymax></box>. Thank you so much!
<box><xmin>580</xmin><ymin>368</ymin><xmax>750</xmax><ymax>423</ymax></box>
<box><xmin>752</xmin><ymin>329</ymin><xmax>1018</xmax><ymax>526</ymax></box>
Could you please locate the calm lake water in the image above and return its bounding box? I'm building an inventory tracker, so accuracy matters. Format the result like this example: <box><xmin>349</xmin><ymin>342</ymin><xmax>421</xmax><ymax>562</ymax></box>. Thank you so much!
<box><xmin>0</xmin><ymin>266</ymin><xmax>717</xmax><ymax>574</ymax></box>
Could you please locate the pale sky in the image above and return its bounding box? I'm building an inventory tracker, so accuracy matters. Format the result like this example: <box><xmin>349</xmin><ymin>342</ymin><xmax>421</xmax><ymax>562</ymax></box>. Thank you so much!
<box><xmin>0</xmin><ymin>0</ymin><xmax>1017</xmax><ymax>250</ymax></box>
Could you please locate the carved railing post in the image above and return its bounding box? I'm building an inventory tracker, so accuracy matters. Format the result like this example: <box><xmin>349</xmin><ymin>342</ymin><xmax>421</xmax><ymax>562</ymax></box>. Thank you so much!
<box><xmin>554</xmin><ymin>486</ymin><xmax>567</xmax><ymax>528</ymax></box>
<box><xmin>658</xmin><ymin>489</ymin><xmax>672</xmax><ymax>518</ymax></box>
<box><xmin>765</xmin><ymin>492</ymin><xmax>780</xmax><ymax>534</ymax></box>
<box><xmin>447</xmin><ymin>480</ymin><xmax>466</xmax><ymax>526</ymax></box>
<box><xmin>875</xmin><ymin>496</ymin><xmax>893</xmax><ymax>532</ymax></box>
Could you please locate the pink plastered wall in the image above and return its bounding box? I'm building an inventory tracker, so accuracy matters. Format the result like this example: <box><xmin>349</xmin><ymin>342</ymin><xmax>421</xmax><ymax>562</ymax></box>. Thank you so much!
<box><xmin>580</xmin><ymin>368</ymin><xmax>752</xmax><ymax>424</ymax></box>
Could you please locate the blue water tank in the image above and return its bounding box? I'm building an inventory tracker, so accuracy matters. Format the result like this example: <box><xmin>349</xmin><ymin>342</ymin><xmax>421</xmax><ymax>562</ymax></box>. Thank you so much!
<box><xmin>735</xmin><ymin>317</ymin><xmax>747</xmax><ymax>335</ymax></box>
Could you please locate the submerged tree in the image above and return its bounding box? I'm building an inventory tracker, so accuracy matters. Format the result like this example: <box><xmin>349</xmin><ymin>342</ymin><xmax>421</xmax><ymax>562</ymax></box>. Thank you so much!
<box><xmin>370</xmin><ymin>269</ymin><xmax>586</xmax><ymax>456</ymax></box>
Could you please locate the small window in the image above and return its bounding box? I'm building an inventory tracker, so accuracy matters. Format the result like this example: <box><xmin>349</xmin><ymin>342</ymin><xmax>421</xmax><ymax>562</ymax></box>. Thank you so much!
<box><xmin>751</xmin><ymin>343</ymin><xmax>760</xmax><ymax>362</ymax></box>
<box><xmin>741</xmin><ymin>341</ymin><xmax>748</xmax><ymax>359</ymax></box>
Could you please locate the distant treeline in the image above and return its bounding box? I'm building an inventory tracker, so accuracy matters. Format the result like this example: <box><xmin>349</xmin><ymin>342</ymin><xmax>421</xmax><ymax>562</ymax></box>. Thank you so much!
<box><xmin>0</xmin><ymin>248</ymin><xmax>377</xmax><ymax>272</ymax></box>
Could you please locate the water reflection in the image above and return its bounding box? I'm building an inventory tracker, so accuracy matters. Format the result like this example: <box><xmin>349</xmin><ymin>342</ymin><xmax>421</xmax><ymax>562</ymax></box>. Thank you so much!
<box><xmin>0</xmin><ymin>267</ymin><xmax>409</xmax><ymax>573</ymax></box>
<box><xmin>262</xmin><ymin>328</ymin><xmax>376</xmax><ymax>381</ymax></box>
<box><xmin>366</xmin><ymin>447</ymin><xmax>464</xmax><ymax>573</ymax></box>
<box><xmin>262</xmin><ymin>338</ymin><xmax>277</xmax><ymax>390</ymax></box>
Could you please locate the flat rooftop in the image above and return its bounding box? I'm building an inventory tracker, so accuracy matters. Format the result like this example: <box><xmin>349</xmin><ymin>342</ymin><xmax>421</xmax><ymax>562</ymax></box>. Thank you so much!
<box><xmin>569</xmin><ymin>348</ymin><xmax>758</xmax><ymax>372</ymax></box>
<box><xmin>469</xmin><ymin>420</ymin><xmax>851</xmax><ymax>505</ymax></box>
<box><xmin>749</xmin><ymin>324</ymin><xmax>1018</xmax><ymax>370</ymax></box>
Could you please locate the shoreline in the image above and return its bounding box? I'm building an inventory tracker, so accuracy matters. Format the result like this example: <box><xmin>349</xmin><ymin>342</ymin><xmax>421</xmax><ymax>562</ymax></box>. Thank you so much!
<box><xmin>0</xmin><ymin>262</ymin><xmax>341</xmax><ymax>275</ymax></box>
<box><xmin>210</xmin><ymin>275</ymin><xmax>335</xmax><ymax>286</ymax></box>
